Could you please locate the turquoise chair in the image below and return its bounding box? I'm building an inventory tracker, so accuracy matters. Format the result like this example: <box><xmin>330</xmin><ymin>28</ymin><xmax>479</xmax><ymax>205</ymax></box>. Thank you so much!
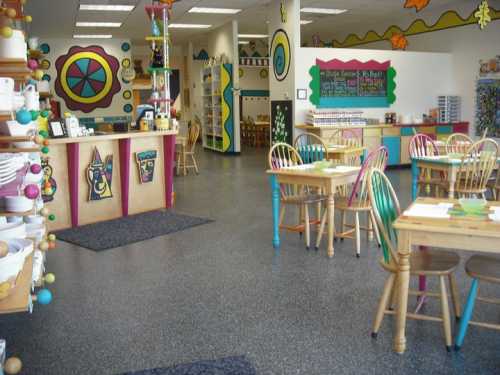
<box><xmin>293</xmin><ymin>133</ymin><xmax>328</xmax><ymax>164</ymax></box>
<box><xmin>455</xmin><ymin>255</ymin><xmax>500</xmax><ymax>350</ymax></box>
<box><xmin>367</xmin><ymin>169</ymin><xmax>461</xmax><ymax>351</ymax></box>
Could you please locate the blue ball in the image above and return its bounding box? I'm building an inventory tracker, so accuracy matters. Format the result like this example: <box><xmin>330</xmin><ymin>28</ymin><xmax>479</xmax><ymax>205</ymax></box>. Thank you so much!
<box><xmin>37</xmin><ymin>289</ymin><xmax>52</xmax><ymax>305</ymax></box>
<box><xmin>16</xmin><ymin>109</ymin><xmax>32</xmax><ymax>125</ymax></box>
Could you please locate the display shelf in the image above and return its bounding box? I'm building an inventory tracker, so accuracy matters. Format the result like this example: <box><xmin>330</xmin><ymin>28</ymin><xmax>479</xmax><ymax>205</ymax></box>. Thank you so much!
<box><xmin>147</xmin><ymin>66</ymin><xmax>172</xmax><ymax>74</ymax></box>
<box><xmin>0</xmin><ymin>255</ymin><xmax>33</xmax><ymax>315</ymax></box>
<box><xmin>0</xmin><ymin>147</ymin><xmax>41</xmax><ymax>153</ymax></box>
<box><xmin>0</xmin><ymin>209</ymin><xmax>36</xmax><ymax>217</ymax></box>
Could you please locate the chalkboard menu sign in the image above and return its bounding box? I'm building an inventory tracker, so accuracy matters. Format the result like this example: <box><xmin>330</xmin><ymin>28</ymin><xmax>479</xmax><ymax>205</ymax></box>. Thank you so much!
<box><xmin>309</xmin><ymin>59</ymin><xmax>397</xmax><ymax>108</ymax></box>
<box><xmin>320</xmin><ymin>69</ymin><xmax>387</xmax><ymax>98</ymax></box>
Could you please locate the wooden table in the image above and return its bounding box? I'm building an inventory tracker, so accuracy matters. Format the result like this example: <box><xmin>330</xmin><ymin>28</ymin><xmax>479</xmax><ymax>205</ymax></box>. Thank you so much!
<box><xmin>267</xmin><ymin>166</ymin><xmax>360</xmax><ymax>257</ymax></box>
<box><xmin>327</xmin><ymin>144</ymin><xmax>365</xmax><ymax>164</ymax></box>
<box><xmin>392</xmin><ymin>198</ymin><xmax>500</xmax><ymax>353</ymax></box>
<box><xmin>411</xmin><ymin>156</ymin><xmax>500</xmax><ymax>200</ymax></box>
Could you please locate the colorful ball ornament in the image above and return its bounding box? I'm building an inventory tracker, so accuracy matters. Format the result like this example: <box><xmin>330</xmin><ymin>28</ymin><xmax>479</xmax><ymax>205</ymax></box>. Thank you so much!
<box><xmin>30</xmin><ymin>110</ymin><xmax>39</xmax><ymax>121</ymax></box>
<box><xmin>24</xmin><ymin>15</ymin><xmax>32</xmax><ymax>23</ymax></box>
<box><xmin>40</xmin><ymin>207</ymin><xmax>50</xmax><ymax>216</ymax></box>
<box><xmin>4</xmin><ymin>357</ymin><xmax>22</xmax><ymax>374</ymax></box>
<box><xmin>48</xmin><ymin>234</ymin><xmax>56</xmax><ymax>242</ymax></box>
<box><xmin>33</xmin><ymin>69</ymin><xmax>44</xmax><ymax>81</ymax></box>
<box><xmin>5</xmin><ymin>8</ymin><xmax>16</xmax><ymax>18</ymax></box>
<box><xmin>49</xmin><ymin>242</ymin><xmax>56</xmax><ymax>249</ymax></box>
<box><xmin>36</xmin><ymin>289</ymin><xmax>52</xmax><ymax>305</ymax></box>
<box><xmin>1</xmin><ymin>26</ymin><xmax>13</xmax><ymax>38</ymax></box>
<box><xmin>24</xmin><ymin>184</ymin><xmax>40</xmax><ymax>199</ymax></box>
<box><xmin>41</xmin><ymin>146</ymin><xmax>49</xmax><ymax>154</ymax></box>
<box><xmin>39</xmin><ymin>130</ymin><xmax>49</xmax><ymax>137</ymax></box>
<box><xmin>48</xmin><ymin>214</ymin><xmax>56</xmax><ymax>221</ymax></box>
<box><xmin>39</xmin><ymin>241</ymin><xmax>49</xmax><ymax>251</ymax></box>
<box><xmin>34</xmin><ymin>135</ymin><xmax>44</xmax><ymax>145</ymax></box>
<box><xmin>28</xmin><ymin>59</ymin><xmax>38</xmax><ymax>70</ymax></box>
<box><xmin>41</xmin><ymin>110</ymin><xmax>50</xmax><ymax>119</ymax></box>
<box><xmin>16</xmin><ymin>109</ymin><xmax>32</xmax><ymax>125</ymax></box>
<box><xmin>30</xmin><ymin>164</ymin><xmax>42</xmax><ymax>174</ymax></box>
<box><xmin>44</xmin><ymin>273</ymin><xmax>55</xmax><ymax>284</ymax></box>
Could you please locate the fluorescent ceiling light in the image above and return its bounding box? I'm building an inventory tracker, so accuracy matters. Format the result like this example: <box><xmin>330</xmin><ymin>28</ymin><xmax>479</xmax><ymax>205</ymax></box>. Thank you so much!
<box><xmin>76</xmin><ymin>22</ymin><xmax>122</xmax><ymax>27</ymax></box>
<box><xmin>73</xmin><ymin>34</ymin><xmax>113</xmax><ymax>39</ymax></box>
<box><xmin>300</xmin><ymin>20</ymin><xmax>313</xmax><ymax>25</ymax></box>
<box><xmin>238</xmin><ymin>41</ymin><xmax>250</xmax><ymax>45</ymax></box>
<box><xmin>79</xmin><ymin>4</ymin><xmax>135</xmax><ymax>11</ymax></box>
<box><xmin>238</xmin><ymin>34</ymin><xmax>268</xmax><ymax>39</ymax></box>
<box><xmin>169</xmin><ymin>24</ymin><xmax>211</xmax><ymax>29</ymax></box>
<box><xmin>189</xmin><ymin>7</ymin><xmax>241</xmax><ymax>14</ymax></box>
<box><xmin>301</xmin><ymin>8</ymin><xmax>347</xmax><ymax>14</ymax></box>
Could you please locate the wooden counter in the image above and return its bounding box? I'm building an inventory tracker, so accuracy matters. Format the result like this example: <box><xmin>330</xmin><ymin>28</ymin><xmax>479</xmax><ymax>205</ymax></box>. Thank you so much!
<box><xmin>45</xmin><ymin>131</ymin><xmax>177</xmax><ymax>230</ymax></box>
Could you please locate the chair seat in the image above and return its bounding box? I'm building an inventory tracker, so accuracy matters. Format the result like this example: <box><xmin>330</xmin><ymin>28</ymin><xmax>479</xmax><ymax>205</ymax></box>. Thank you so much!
<box><xmin>282</xmin><ymin>194</ymin><xmax>327</xmax><ymax>205</ymax></box>
<box><xmin>381</xmin><ymin>249</ymin><xmax>460</xmax><ymax>276</ymax></box>
<box><xmin>465</xmin><ymin>255</ymin><xmax>500</xmax><ymax>284</ymax></box>
<box><xmin>335</xmin><ymin>197</ymin><xmax>371</xmax><ymax>211</ymax></box>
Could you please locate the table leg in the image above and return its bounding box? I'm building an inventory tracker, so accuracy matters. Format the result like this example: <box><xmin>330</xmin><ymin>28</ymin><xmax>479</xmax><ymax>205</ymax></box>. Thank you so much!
<box><xmin>395</xmin><ymin>230</ymin><xmax>411</xmax><ymax>353</ymax></box>
<box><xmin>411</xmin><ymin>159</ymin><xmax>419</xmax><ymax>201</ymax></box>
<box><xmin>327</xmin><ymin>193</ymin><xmax>335</xmax><ymax>258</ymax></box>
<box><xmin>270</xmin><ymin>175</ymin><xmax>280</xmax><ymax>249</ymax></box>
<box><xmin>183</xmin><ymin>143</ymin><xmax>187</xmax><ymax>176</ymax></box>
<box><xmin>448</xmin><ymin>168</ymin><xmax>456</xmax><ymax>199</ymax></box>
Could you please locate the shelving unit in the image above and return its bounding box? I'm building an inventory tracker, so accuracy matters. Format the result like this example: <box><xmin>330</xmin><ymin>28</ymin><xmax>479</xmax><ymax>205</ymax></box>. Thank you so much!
<box><xmin>201</xmin><ymin>63</ymin><xmax>236</xmax><ymax>153</ymax></box>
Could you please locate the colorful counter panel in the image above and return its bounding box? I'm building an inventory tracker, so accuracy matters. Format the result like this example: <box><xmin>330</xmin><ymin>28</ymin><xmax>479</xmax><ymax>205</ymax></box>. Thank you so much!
<box><xmin>296</xmin><ymin>122</ymin><xmax>469</xmax><ymax>166</ymax></box>
<box><xmin>46</xmin><ymin>131</ymin><xmax>177</xmax><ymax>231</ymax></box>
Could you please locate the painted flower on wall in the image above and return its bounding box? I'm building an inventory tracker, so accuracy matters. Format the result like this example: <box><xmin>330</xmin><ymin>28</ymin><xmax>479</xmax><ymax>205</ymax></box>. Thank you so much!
<box><xmin>404</xmin><ymin>0</ymin><xmax>430</xmax><ymax>12</ymax></box>
<box><xmin>390</xmin><ymin>33</ymin><xmax>409</xmax><ymax>50</ymax></box>
<box><xmin>475</xmin><ymin>0</ymin><xmax>492</xmax><ymax>29</ymax></box>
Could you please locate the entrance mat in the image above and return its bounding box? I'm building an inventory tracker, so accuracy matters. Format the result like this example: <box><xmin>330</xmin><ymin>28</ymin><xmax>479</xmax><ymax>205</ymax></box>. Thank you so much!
<box><xmin>56</xmin><ymin>210</ymin><xmax>213</xmax><ymax>251</ymax></box>
<box><xmin>120</xmin><ymin>356</ymin><xmax>256</xmax><ymax>375</ymax></box>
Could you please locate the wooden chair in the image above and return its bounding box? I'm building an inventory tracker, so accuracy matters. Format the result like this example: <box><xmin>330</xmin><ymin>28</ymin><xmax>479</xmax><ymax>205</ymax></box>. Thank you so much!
<box><xmin>176</xmin><ymin>122</ymin><xmax>200</xmax><ymax>175</ymax></box>
<box><xmin>455</xmin><ymin>255</ymin><xmax>500</xmax><ymax>350</ymax></box>
<box><xmin>454</xmin><ymin>139</ymin><xmax>499</xmax><ymax>198</ymax></box>
<box><xmin>409</xmin><ymin>134</ymin><xmax>446</xmax><ymax>197</ymax></box>
<box><xmin>367</xmin><ymin>168</ymin><xmax>461</xmax><ymax>351</ymax></box>
<box><xmin>268</xmin><ymin>143</ymin><xmax>327</xmax><ymax>250</ymax></box>
<box><xmin>293</xmin><ymin>132</ymin><xmax>329</xmax><ymax>163</ymax></box>
<box><xmin>328</xmin><ymin>129</ymin><xmax>363</xmax><ymax>166</ymax></box>
<box><xmin>445</xmin><ymin>133</ymin><xmax>473</xmax><ymax>155</ymax></box>
<box><xmin>322</xmin><ymin>146</ymin><xmax>387</xmax><ymax>257</ymax></box>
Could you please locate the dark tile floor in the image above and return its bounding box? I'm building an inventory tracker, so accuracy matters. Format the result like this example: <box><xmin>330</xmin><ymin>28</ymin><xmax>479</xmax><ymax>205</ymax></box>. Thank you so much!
<box><xmin>1</xmin><ymin>148</ymin><xmax>500</xmax><ymax>374</ymax></box>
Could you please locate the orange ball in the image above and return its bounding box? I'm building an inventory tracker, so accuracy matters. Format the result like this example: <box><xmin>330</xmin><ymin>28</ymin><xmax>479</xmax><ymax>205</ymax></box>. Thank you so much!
<box><xmin>49</xmin><ymin>242</ymin><xmax>56</xmax><ymax>249</ymax></box>
<box><xmin>5</xmin><ymin>8</ymin><xmax>16</xmax><ymax>18</ymax></box>
<box><xmin>4</xmin><ymin>357</ymin><xmax>22</xmax><ymax>374</ymax></box>
<box><xmin>43</xmin><ymin>139</ymin><xmax>49</xmax><ymax>146</ymax></box>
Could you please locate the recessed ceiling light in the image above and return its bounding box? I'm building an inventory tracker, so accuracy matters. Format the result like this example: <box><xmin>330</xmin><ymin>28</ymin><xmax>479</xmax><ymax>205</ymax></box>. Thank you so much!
<box><xmin>301</xmin><ymin>8</ymin><xmax>347</xmax><ymax>15</ymax></box>
<box><xmin>238</xmin><ymin>41</ymin><xmax>250</xmax><ymax>45</ymax></box>
<box><xmin>238</xmin><ymin>34</ymin><xmax>268</xmax><ymax>39</ymax></box>
<box><xmin>76</xmin><ymin>22</ymin><xmax>122</xmax><ymax>27</ymax></box>
<box><xmin>300</xmin><ymin>20</ymin><xmax>313</xmax><ymax>25</ymax></box>
<box><xmin>189</xmin><ymin>7</ymin><xmax>241</xmax><ymax>14</ymax></box>
<box><xmin>169</xmin><ymin>24</ymin><xmax>211</xmax><ymax>29</ymax></box>
<box><xmin>73</xmin><ymin>34</ymin><xmax>113</xmax><ymax>39</ymax></box>
<box><xmin>79</xmin><ymin>4</ymin><xmax>135</xmax><ymax>12</ymax></box>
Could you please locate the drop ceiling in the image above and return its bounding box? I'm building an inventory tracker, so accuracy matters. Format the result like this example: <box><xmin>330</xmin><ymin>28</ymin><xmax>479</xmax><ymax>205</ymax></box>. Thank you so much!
<box><xmin>25</xmin><ymin>0</ymin><xmax>474</xmax><ymax>46</ymax></box>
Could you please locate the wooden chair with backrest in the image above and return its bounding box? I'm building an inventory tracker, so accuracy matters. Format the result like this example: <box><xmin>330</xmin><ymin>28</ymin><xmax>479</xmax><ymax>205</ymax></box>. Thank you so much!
<box><xmin>454</xmin><ymin>138</ymin><xmax>499</xmax><ymax>198</ymax></box>
<box><xmin>445</xmin><ymin>133</ymin><xmax>473</xmax><ymax>155</ymax></box>
<box><xmin>455</xmin><ymin>254</ymin><xmax>500</xmax><ymax>350</ymax></box>
<box><xmin>409</xmin><ymin>133</ymin><xmax>446</xmax><ymax>197</ymax></box>
<box><xmin>367</xmin><ymin>168</ymin><xmax>461</xmax><ymax>351</ymax></box>
<box><xmin>268</xmin><ymin>143</ymin><xmax>327</xmax><ymax>250</ymax></box>
<box><xmin>319</xmin><ymin>146</ymin><xmax>387</xmax><ymax>257</ymax></box>
<box><xmin>177</xmin><ymin>121</ymin><xmax>200</xmax><ymax>175</ymax></box>
<box><xmin>327</xmin><ymin>129</ymin><xmax>363</xmax><ymax>166</ymax></box>
<box><xmin>293</xmin><ymin>132</ymin><xmax>329</xmax><ymax>164</ymax></box>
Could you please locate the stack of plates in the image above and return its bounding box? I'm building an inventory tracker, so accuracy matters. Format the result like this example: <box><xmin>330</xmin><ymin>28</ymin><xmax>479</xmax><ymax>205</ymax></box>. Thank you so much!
<box><xmin>0</xmin><ymin>239</ymin><xmax>34</xmax><ymax>291</ymax></box>
<box><xmin>4</xmin><ymin>196</ymin><xmax>33</xmax><ymax>213</ymax></box>
<box><xmin>0</xmin><ymin>222</ymin><xmax>26</xmax><ymax>240</ymax></box>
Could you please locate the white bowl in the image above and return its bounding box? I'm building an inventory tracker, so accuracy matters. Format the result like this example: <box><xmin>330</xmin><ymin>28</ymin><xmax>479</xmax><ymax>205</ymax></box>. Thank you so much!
<box><xmin>13</xmin><ymin>141</ymin><xmax>35</xmax><ymax>149</ymax></box>
<box><xmin>23</xmin><ymin>170</ymin><xmax>43</xmax><ymax>184</ymax></box>
<box><xmin>26</xmin><ymin>223</ymin><xmax>45</xmax><ymax>241</ymax></box>
<box><xmin>6</xmin><ymin>216</ymin><xmax>22</xmax><ymax>224</ymax></box>
<box><xmin>0</xmin><ymin>222</ymin><xmax>26</xmax><ymax>241</ymax></box>
<box><xmin>2</xmin><ymin>120</ymin><xmax>36</xmax><ymax>136</ymax></box>
<box><xmin>5</xmin><ymin>196</ymin><xmax>33</xmax><ymax>213</ymax></box>
<box><xmin>24</xmin><ymin>215</ymin><xmax>44</xmax><ymax>225</ymax></box>
<box><xmin>0</xmin><ymin>239</ymin><xmax>34</xmax><ymax>283</ymax></box>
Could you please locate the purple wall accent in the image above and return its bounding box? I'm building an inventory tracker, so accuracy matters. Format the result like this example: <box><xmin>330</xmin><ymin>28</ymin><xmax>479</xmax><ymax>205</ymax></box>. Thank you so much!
<box><xmin>118</xmin><ymin>138</ymin><xmax>131</xmax><ymax>216</ymax></box>
<box><xmin>67</xmin><ymin>143</ymin><xmax>80</xmax><ymax>227</ymax></box>
<box><xmin>163</xmin><ymin>134</ymin><xmax>176</xmax><ymax>208</ymax></box>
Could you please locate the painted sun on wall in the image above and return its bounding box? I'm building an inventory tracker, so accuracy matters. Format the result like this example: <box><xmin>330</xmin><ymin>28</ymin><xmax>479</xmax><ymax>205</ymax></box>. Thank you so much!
<box><xmin>55</xmin><ymin>46</ymin><xmax>121</xmax><ymax>113</ymax></box>
<box><xmin>87</xmin><ymin>147</ymin><xmax>113</xmax><ymax>201</ymax></box>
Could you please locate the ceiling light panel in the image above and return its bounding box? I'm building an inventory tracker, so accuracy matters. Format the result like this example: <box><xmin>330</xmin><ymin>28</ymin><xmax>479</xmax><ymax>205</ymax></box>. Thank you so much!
<box><xmin>169</xmin><ymin>24</ymin><xmax>212</xmax><ymax>29</ymax></box>
<box><xmin>300</xmin><ymin>20</ymin><xmax>313</xmax><ymax>25</ymax></box>
<box><xmin>238</xmin><ymin>34</ymin><xmax>268</xmax><ymax>39</ymax></box>
<box><xmin>300</xmin><ymin>8</ymin><xmax>347</xmax><ymax>15</ymax></box>
<box><xmin>76</xmin><ymin>22</ymin><xmax>122</xmax><ymax>27</ymax></box>
<box><xmin>189</xmin><ymin>7</ymin><xmax>241</xmax><ymax>14</ymax></box>
<box><xmin>79</xmin><ymin>4</ymin><xmax>135</xmax><ymax>12</ymax></box>
<box><xmin>73</xmin><ymin>34</ymin><xmax>113</xmax><ymax>39</ymax></box>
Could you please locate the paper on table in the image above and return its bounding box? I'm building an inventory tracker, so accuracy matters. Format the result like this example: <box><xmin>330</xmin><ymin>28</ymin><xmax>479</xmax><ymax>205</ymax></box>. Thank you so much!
<box><xmin>404</xmin><ymin>203</ymin><xmax>450</xmax><ymax>219</ymax></box>
<box><xmin>322</xmin><ymin>166</ymin><xmax>359</xmax><ymax>174</ymax></box>
<box><xmin>283</xmin><ymin>164</ymin><xmax>315</xmax><ymax>170</ymax></box>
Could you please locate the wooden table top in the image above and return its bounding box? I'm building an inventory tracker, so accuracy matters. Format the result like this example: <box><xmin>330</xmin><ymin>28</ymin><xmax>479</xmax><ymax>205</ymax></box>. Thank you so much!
<box><xmin>394</xmin><ymin>198</ymin><xmax>500</xmax><ymax>238</ymax></box>
<box><xmin>413</xmin><ymin>155</ymin><xmax>500</xmax><ymax>165</ymax></box>
<box><xmin>327</xmin><ymin>145</ymin><xmax>366</xmax><ymax>153</ymax></box>
<box><xmin>0</xmin><ymin>254</ymin><xmax>33</xmax><ymax>315</ymax></box>
<box><xmin>49</xmin><ymin>130</ymin><xmax>178</xmax><ymax>145</ymax></box>
<box><xmin>267</xmin><ymin>165</ymin><xmax>360</xmax><ymax>178</ymax></box>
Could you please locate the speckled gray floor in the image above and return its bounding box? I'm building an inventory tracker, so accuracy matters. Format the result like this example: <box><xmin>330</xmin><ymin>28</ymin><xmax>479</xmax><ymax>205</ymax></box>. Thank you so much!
<box><xmin>1</xmin><ymin>148</ymin><xmax>499</xmax><ymax>374</ymax></box>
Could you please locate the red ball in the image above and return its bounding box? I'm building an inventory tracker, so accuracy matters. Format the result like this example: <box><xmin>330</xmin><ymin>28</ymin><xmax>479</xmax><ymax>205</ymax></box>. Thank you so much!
<box><xmin>24</xmin><ymin>184</ymin><xmax>40</xmax><ymax>199</ymax></box>
<box><xmin>49</xmin><ymin>242</ymin><xmax>56</xmax><ymax>249</ymax></box>
<box><xmin>30</xmin><ymin>164</ymin><xmax>42</xmax><ymax>174</ymax></box>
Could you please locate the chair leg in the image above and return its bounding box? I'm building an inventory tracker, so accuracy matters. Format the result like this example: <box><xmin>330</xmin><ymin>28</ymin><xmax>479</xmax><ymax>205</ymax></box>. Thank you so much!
<box><xmin>367</xmin><ymin>211</ymin><xmax>373</xmax><ymax>241</ymax></box>
<box><xmin>370</xmin><ymin>210</ymin><xmax>382</xmax><ymax>247</ymax></box>
<box><xmin>372</xmin><ymin>273</ymin><xmax>396</xmax><ymax>338</ymax></box>
<box><xmin>389</xmin><ymin>275</ymin><xmax>398</xmax><ymax>310</ymax></box>
<box><xmin>439</xmin><ymin>275</ymin><xmax>453</xmax><ymax>352</ymax></box>
<box><xmin>279</xmin><ymin>206</ymin><xmax>286</xmax><ymax>226</ymax></box>
<box><xmin>304</xmin><ymin>204</ymin><xmax>310</xmax><ymax>251</ymax></box>
<box><xmin>315</xmin><ymin>209</ymin><xmax>327</xmax><ymax>251</ymax></box>
<box><xmin>191</xmin><ymin>154</ymin><xmax>199</xmax><ymax>174</ymax></box>
<box><xmin>340</xmin><ymin>210</ymin><xmax>346</xmax><ymax>242</ymax></box>
<box><xmin>355</xmin><ymin>212</ymin><xmax>361</xmax><ymax>258</ymax></box>
<box><xmin>176</xmin><ymin>152</ymin><xmax>181</xmax><ymax>176</ymax></box>
<box><xmin>448</xmin><ymin>274</ymin><xmax>462</xmax><ymax>320</ymax></box>
<box><xmin>455</xmin><ymin>278</ymin><xmax>479</xmax><ymax>351</ymax></box>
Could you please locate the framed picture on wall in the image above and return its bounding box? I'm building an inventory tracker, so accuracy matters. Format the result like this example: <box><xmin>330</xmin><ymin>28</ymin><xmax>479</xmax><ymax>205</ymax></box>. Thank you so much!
<box><xmin>297</xmin><ymin>89</ymin><xmax>307</xmax><ymax>100</ymax></box>
<box><xmin>48</xmin><ymin>119</ymin><xmax>67</xmax><ymax>138</ymax></box>
<box><xmin>271</xmin><ymin>100</ymin><xmax>293</xmax><ymax>145</ymax></box>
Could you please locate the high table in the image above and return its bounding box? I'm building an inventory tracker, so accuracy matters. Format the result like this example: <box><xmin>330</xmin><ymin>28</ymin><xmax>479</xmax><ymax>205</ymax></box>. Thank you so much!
<box><xmin>267</xmin><ymin>166</ymin><xmax>360</xmax><ymax>257</ymax></box>
<box><xmin>392</xmin><ymin>197</ymin><xmax>500</xmax><ymax>353</ymax></box>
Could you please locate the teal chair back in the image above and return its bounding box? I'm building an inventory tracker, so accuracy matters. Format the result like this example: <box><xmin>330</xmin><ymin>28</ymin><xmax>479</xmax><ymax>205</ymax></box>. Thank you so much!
<box><xmin>293</xmin><ymin>133</ymin><xmax>328</xmax><ymax>164</ymax></box>
<box><xmin>367</xmin><ymin>169</ymin><xmax>401</xmax><ymax>265</ymax></box>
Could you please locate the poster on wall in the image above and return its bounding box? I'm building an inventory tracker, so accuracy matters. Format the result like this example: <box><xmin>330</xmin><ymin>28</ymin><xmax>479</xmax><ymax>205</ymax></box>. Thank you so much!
<box><xmin>55</xmin><ymin>45</ymin><xmax>121</xmax><ymax>113</ymax></box>
<box><xmin>135</xmin><ymin>150</ymin><xmax>157</xmax><ymax>183</ymax></box>
<box><xmin>87</xmin><ymin>147</ymin><xmax>113</xmax><ymax>201</ymax></box>
<box><xmin>270</xmin><ymin>29</ymin><xmax>291</xmax><ymax>82</ymax></box>
<box><xmin>271</xmin><ymin>100</ymin><xmax>293</xmax><ymax>145</ymax></box>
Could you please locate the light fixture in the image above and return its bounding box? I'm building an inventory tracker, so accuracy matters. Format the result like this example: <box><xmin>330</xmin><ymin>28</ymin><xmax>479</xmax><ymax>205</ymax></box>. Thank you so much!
<box><xmin>301</xmin><ymin>7</ymin><xmax>347</xmax><ymax>14</ymax></box>
<box><xmin>189</xmin><ymin>7</ymin><xmax>241</xmax><ymax>14</ymax></box>
<box><xmin>73</xmin><ymin>34</ymin><xmax>113</xmax><ymax>39</ymax></box>
<box><xmin>238</xmin><ymin>34</ymin><xmax>268</xmax><ymax>38</ymax></box>
<box><xmin>76</xmin><ymin>22</ymin><xmax>122</xmax><ymax>27</ymax></box>
<box><xmin>238</xmin><ymin>41</ymin><xmax>250</xmax><ymax>45</ymax></box>
<box><xmin>79</xmin><ymin>4</ymin><xmax>135</xmax><ymax>12</ymax></box>
<box><xmin>300</xmin><ymin>20</ymin><xmax>313</xmax><ymax>25</ymax></box>
<box><xmin>169</xmin><ymin>24</ymin><xmax>211</xmax><ymax>29</ymax></box>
